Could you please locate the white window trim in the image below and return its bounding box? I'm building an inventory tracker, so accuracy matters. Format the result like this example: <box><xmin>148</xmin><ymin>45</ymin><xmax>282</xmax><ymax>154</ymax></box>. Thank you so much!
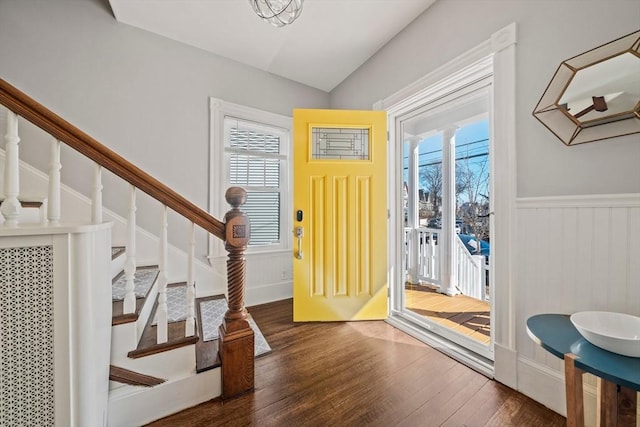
<box><xmin>208</xmin><ymin>98</ymin><xmax>292</xmax><ymax>260</ymax></box>
<box><xmin>378</xmin><ymin>23</ymin><xmax>517</xmax><ymax>384</ymax></box>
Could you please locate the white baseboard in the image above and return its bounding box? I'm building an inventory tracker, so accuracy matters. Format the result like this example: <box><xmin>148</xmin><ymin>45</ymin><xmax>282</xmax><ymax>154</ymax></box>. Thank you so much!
<box><xmin>517</xmin><ymin>357</ymin><xmax>566</xmax><ymax>415</ymax></box>
<box><xmin>107</xmin><ymin>368</ymin><xmax>220</xmax><ymax>427</ymax></box>
<box><xmin>516</xmin><ymin>357</ymin><xmax>606</xmax><ymax>427</ymax></box>
<box><xmin>246</xmin><ymin>280</ymin><xmax>292</xmax><ymax>307</ymax></box>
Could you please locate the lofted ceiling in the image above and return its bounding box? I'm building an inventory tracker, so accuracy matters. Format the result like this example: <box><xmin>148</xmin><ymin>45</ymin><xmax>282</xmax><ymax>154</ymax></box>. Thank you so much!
<box><xmin>108</xmin><ymin>0</ymin><xmax>436</xmax><ymax>92</ymax></box>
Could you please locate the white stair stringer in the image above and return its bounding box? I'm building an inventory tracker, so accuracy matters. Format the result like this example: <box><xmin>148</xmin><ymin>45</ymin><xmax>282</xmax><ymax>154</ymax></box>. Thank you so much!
<box><xmin>108</xmin><ymin>363</ymin><xmax>221</xmax><ymax>427</ymax></box>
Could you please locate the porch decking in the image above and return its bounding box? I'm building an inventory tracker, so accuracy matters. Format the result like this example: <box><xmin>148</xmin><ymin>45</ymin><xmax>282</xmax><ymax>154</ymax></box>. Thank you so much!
<box><xmin>405</xmin><ymin>283</ymin><xmax>491</xmax><ymax>344</ymax></box>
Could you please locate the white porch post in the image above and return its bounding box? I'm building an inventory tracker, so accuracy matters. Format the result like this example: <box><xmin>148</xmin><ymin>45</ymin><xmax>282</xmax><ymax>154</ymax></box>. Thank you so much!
<box><xmin>1</xmin><ymin>110</ymin><xmax>21</xmax><ymax>226</ymax></box>
<box><xmin>408</xmin><ymin>136</ymin><xmax>420</xmax><ymax>284</ymax></box>
<box><xmin>440</xmin><ymin>127</ymin><xmax>459</xmax><ymax>296</ymax></box>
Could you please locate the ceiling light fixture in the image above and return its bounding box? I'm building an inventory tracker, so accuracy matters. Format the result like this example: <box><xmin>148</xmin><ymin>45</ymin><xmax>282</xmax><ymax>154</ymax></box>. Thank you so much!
<box><xmin>249</xmin><ymin>0</ymin><xmax>304</xmax><ymax>27</ymax></box>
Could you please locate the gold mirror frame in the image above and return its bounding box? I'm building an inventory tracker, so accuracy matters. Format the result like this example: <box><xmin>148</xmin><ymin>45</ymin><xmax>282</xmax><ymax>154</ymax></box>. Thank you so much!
<box><xmin>533</xmin><ymin>30</ymin><xmax>640</xmax><ymax>146</ymax></box>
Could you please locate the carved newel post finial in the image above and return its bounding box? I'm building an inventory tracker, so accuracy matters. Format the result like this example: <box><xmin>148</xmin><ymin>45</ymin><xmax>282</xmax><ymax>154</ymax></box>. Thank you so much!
<box><xmin>220</xmin><ymin>186</ymin><xmax>254</xmax><ymax>399</ymax></box>
<box><xmin>225</xmin><ymin>186</ymin><xmax>248</xmax><ymax>210</ymax></box>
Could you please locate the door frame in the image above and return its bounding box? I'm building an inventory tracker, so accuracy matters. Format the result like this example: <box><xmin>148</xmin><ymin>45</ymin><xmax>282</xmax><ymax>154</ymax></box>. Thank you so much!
<box><xmin>375</xmin><ymin>23</ymin><xmax>518</xmax><ymax>384</ymax></box>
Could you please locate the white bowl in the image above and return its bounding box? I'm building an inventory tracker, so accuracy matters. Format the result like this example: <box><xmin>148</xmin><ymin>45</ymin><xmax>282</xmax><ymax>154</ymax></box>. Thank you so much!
<box><xmin>570</xmin><ymin>311</ymin><xmax>640</xmax><ymax>358</ymax></box>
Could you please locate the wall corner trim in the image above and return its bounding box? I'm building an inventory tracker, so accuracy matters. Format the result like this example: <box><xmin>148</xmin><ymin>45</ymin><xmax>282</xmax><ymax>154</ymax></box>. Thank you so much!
<box><xmin>494</xmin><ymin>342</ymin><xmax>518</xmax><ymax>389</ymax></box>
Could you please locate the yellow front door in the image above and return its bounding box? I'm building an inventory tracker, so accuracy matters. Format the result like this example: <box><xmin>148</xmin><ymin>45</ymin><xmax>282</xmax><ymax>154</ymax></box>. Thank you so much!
<box><xmin>292</xmin><ymin>109</ymin><xmax>387</xmax><ymax>321</ymax></box>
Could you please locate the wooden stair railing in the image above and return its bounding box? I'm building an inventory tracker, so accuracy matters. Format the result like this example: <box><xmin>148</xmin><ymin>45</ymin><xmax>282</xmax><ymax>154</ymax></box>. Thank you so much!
<box><xmin>0</xmin><ymin>78</ymin><xmax>254</xmax><ymax>399</ymax></box>
<box><xmin>0</xmin><ymin>78</ymin><xmax>225</xmax><ymax>239</ymax></box>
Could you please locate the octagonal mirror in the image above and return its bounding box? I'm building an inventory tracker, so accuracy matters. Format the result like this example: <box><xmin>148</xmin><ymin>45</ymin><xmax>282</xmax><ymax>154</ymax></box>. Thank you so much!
<box><xmin>533</xmin><ymin>30</ymin><xmax>640</xmax><ymax>145</ymax></box>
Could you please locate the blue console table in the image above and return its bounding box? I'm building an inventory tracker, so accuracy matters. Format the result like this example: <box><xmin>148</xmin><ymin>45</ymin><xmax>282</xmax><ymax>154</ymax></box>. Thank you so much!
<box><xmin>527</xmin><ymin>314</ymin><xmax>639</xmax><ymax>427</ymax></box>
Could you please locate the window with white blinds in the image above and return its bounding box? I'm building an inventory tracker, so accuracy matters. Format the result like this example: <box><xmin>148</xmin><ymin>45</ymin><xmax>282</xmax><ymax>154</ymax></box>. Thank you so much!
<box><xmin>224</xmin><ymin>117</ymin><xmax>288</xmax><ymax>247</ymax></box>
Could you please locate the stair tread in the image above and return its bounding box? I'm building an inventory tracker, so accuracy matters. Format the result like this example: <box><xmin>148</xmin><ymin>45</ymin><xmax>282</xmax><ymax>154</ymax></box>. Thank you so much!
<box><xmin>151</xmin><ymin>282</ymin><xmax>188</xmax><ymax>325</ymax></box>
<box><xmin>109</xmin><ymin>365</ymin><xmax>166</xmax><ymax>387</ymax></box>
<box><xmin>111</xmin><ymin>265</ymin><xmax>159</xmax><ymax>325</ymax></box>
<box><xmin>195</xmin><ymin>295</ymin><xmax>225</xmax><ymax>373</ymax></box>
<box><xmin>128</xmin><ymin>282</ymin><xmax>198</xmax><ymax>359</ymax></box>
<box><xmin>112</xmin><ymin>265</ymin><xmax>159</xmax><ymax>301</ymax></box>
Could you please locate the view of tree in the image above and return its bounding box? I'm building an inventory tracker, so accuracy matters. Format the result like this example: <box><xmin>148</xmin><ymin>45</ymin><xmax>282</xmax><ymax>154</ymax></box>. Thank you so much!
<box><xmin>456</xmin><ymin>155</ymin><xmax>490</xmax><ymax>244</ymax></box>
<box><xmin>420</xmin><ymin>163</ymin><xmax>442</xmax><ymax>215</ymax></box>
<box><xmin>413</xmin><ymin>159</ymin><xmax>490</xmax><ymax>255</ymax></box>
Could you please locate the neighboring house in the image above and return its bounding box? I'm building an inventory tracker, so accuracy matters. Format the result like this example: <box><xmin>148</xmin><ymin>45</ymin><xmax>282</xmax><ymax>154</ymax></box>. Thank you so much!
<box><xmin>0</xmin><ymin>0</ymin><xmax>639</xmax><ymax>426</ymax></box>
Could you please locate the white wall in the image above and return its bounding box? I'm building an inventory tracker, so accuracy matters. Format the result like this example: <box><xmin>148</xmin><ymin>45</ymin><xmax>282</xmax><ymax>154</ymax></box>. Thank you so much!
<box><xmin>330</xmin><ymin>0</ymin><xmax>640</xmax><ymax>197</ymax></box>
<box><xmin>0</xmin><ymin>0</ymin><xmax>329</xmax><ymax>259</ymax></box>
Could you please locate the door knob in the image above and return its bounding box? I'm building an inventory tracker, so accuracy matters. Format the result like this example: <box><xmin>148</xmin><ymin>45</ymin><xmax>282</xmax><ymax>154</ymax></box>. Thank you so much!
<box><xmin>294</xmin><ymin>226</ymin><xmax>304</xmax><ymax>260</ymax></box>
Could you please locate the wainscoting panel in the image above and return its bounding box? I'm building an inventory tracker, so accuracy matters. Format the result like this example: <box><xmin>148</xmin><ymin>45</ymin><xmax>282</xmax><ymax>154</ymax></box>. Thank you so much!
<box><xmin>515</xmin><ymin>194</ymin><xmax>640</xmax><ymax>420</ymax></box>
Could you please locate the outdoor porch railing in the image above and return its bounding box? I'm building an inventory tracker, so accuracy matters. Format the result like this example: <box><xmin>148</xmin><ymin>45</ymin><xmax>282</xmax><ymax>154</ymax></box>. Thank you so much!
<box><xmin>405</xmin><ymin>227</ymin><xmax>441</xmax><ymax>286</ymax></box>
<box><xmin>404</xmin><ymin>226</ymin><xmax>488</xmax><ymax>300</ymax></box>
<box><xmin>454</xmin><ymin>235</ymin><xmax>487</xmax><ymax>300</ymax></box>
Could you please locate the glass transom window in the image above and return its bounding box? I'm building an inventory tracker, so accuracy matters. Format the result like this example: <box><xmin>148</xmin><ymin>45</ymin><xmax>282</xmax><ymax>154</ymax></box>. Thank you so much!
<box><xmin>311</xmin><ymin>127</ymin><xmax>370</xmax><ymax>160</ymax></box>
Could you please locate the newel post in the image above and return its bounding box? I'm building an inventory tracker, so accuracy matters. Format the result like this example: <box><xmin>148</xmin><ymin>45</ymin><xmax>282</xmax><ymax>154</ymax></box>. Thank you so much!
<box><xmin>219</xmin><ymin>186</ymin><xmax>254</xmax><ymax>399</ymax></box>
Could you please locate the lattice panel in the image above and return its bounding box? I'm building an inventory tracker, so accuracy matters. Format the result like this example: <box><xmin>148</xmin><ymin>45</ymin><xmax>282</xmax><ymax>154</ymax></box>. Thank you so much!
<box><xmin>0</xmin><ymin>245</ymin><xmax>55</xmax><ymax>426</ymax></box>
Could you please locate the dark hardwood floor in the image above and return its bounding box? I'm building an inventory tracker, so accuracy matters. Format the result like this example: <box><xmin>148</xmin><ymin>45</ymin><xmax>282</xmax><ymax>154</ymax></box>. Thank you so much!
<box><xmin>148</xmin><ymin>299</ymin><xmax>565</xmax><ymax>427</ymax></box>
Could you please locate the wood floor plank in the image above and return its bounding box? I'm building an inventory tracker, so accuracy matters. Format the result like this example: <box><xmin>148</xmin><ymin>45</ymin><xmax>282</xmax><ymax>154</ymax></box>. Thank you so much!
<box><xmin>440</xmin><ymin>380</ymin><xmax>513</xmax><ymax>426</ymax></box>
<box><xmin>147</xmin><ymin>299</ymin><xmax>564</xmax><ymax>427</ymax></box>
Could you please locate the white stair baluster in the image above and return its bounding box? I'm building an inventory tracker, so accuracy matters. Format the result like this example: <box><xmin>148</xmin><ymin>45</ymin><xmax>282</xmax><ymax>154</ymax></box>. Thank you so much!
<box><xmin>47</xmin><ymin>137</ymin><xmax>61</xmax><ymax>225</ymax></box>
<box><xmin>185</xmin><ymin>221</ymin><xmax>196</xmax><ymax>337</ymax></box>
<box><xmin>91</xmin><ymin>163</ymin><xmax>103</xmax><ymax>224</ymax></box>
<box><xmin>1</xmin><ymin>110</ymin><xmax>21</xmax><ymax>226</ymax></box>
<box><xmin>123</xmin><ymin>185</ymin><xmax>137</xmax><ymax>314</ymax></box>
<box><xmin>156</xmin><ymin>205</ymin><xmax>169</xmax><ymax>344</ymax></box>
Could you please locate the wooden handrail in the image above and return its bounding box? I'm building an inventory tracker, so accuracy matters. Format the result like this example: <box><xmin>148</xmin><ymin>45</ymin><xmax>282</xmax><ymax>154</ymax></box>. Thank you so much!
<box><xmin>0</xmin><ymin>78</ymin><xmax>225</xmax><ymax>240</ymax></box>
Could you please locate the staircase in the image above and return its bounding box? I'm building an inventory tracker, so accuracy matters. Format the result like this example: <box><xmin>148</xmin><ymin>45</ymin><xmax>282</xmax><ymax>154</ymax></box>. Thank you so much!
<box><xmin>0</xmin><ymin>78</ymin><xmax>256</xmax><ymax>426</ymax></box>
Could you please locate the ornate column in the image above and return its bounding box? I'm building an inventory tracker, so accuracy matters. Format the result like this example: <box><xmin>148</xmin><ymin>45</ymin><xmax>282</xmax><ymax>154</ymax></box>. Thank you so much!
<box><xmin>219</xmin><ymin>187</ymin><xmax>254</xmax><ymax>399</ymax></box>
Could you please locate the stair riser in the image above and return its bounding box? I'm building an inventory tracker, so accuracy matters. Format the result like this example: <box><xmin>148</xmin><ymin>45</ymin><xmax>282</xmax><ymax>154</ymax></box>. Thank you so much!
<box><xmin>109</xmin><ymin>344</ymin><xmax>197</xmax><ymax>387</ymax></box>
<box><xmin>108</xmin><ymin>367</ymin><xmax>220</xmax><ymax>427</ymax></box>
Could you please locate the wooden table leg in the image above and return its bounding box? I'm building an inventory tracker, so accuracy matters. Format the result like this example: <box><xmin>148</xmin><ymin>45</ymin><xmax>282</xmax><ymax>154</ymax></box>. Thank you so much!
<box><xmin>617</xmin><ymin>386</ymin><xmax>637</xmax><ymax>427</ymax></box>
<box><xmin>596</xmin><ymin>377</ymin><xmax>637</xmax><ymax>427</ymax></box>
<box><xmin>597</xmin><ymin>377</ymin><xmax>617</xmax><ymax>427</ymax></box>
<box><xmin>564</xmin><ymin>353</ymin><xmax>585</xmax><ymax>427</ymax></box>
